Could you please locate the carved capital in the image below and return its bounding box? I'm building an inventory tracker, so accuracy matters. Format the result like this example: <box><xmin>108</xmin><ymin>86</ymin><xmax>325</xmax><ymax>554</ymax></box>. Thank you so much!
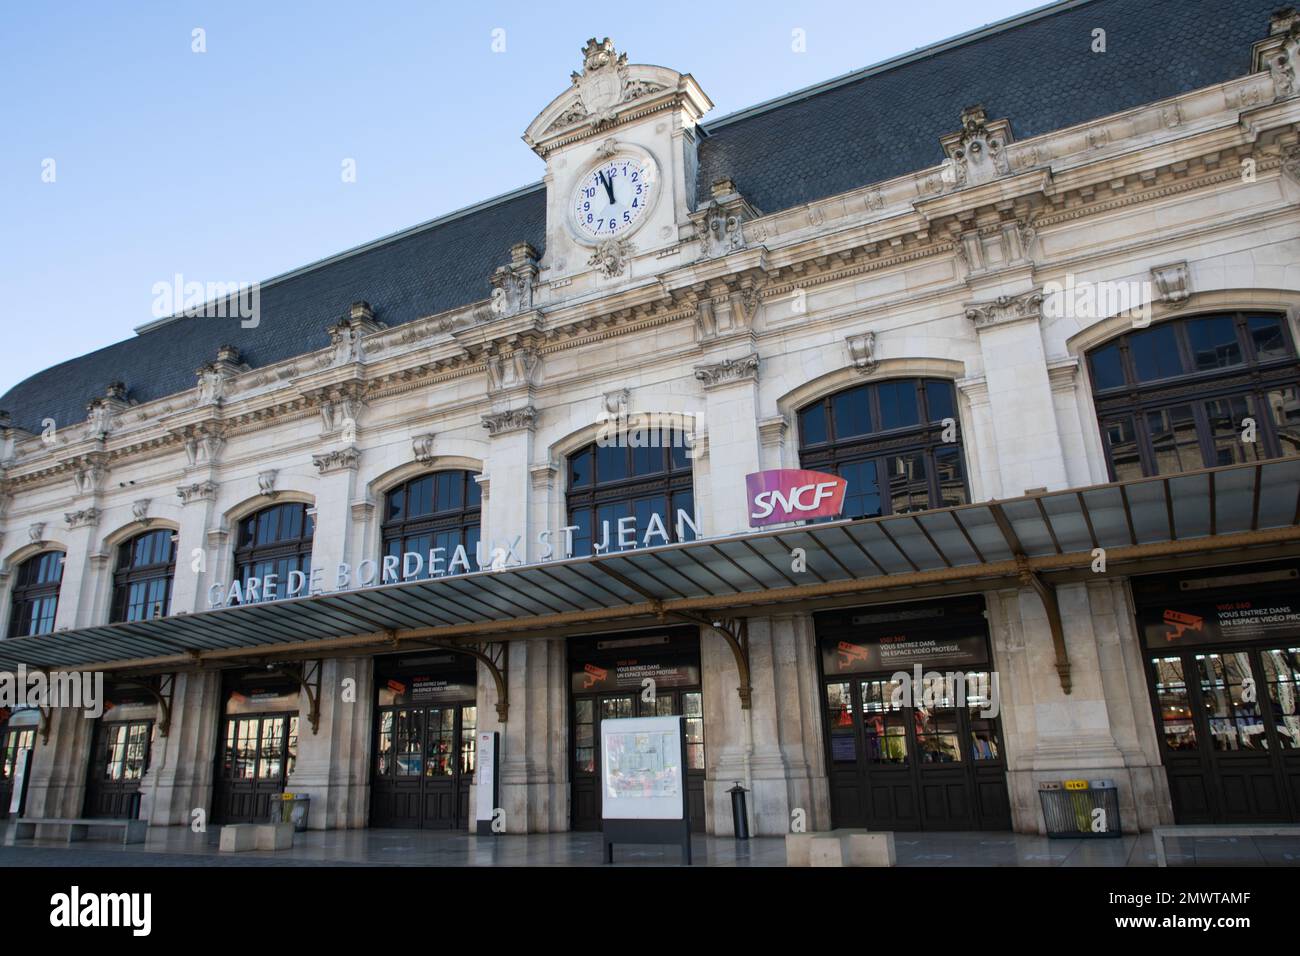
<box><xmin>176</xmin><ymin>480</ymin><xmax>218</xmax><ymax>504</ymax></box>
<box><xmin>312</xmin><ymin>447</ymin><xmax>361</xmax><ymax>475</ymax></box>
<box><xmin>694</xmin><ymin>352</ymin><xmax>759</xmax><ymax>388</ymax></box>
<box><xmin>481</xmin><ymin>406</ymin><xmax>537</xmax><ymax>436</ymax></box>
<box><xmin>965</xmin><ymin>291</ymin><xmax>1043</xmax><ymax>330</ymax></box>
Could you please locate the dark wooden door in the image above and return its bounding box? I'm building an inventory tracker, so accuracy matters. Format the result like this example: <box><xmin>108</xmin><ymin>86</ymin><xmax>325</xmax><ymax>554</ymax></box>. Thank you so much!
<box><xmin>84</xmin><ymin>720</ymin><xmax>152</xmax><ymax>819</ymax></box>
<box><xmin>0</xmin><ymin>725</ymin><xmax>35</xmax><ymax>819</ymax></box>
<box><xmin>823</xmin><ymin>672</ymin><xmax>1010</xmax><ymax>831</ymax></box>
<box><xmin>1149</xmin><ymin>646</ymin><xmax>1298</xmax><ymax>824</ymax></box>
<box><xmin>370</xmin><ymin>702</ymin><xmax>476</xmax><ymax>829</ymax></box>
<box><xmin>213</xmin><ymin>713</ymin><xmax>298</xmax><ymax>824</ymax></box>
<box><xmin>571</xmin><ymin>690</ymin><xmax>706</xmax><ymax>832</ymax></box>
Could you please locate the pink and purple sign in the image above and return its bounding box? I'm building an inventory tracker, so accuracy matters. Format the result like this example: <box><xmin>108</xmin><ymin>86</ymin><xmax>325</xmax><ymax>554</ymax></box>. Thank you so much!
<box><xmin>746</xmin><ymin>469</ymin><xmax>847</xmax><ymax>527</ymax></box>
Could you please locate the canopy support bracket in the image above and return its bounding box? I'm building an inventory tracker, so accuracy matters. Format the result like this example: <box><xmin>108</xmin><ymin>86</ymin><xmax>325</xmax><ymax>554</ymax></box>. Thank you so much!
<box><xmin>116</xmin><ymin>674</ymin><xmax>175</xmax><ymax>737</ymax></box>
<box><xmin>422</xmin><ymin>641</ymin><xmax>510</xmax><ymax>723</ymax></box>
<box><xmin>267</xmin><ymin>661</ymin><xmax>322</xmax><ymax>734</ymax></box>
<box><xmin>1017</xmin><ymin>556</ymin><xmax>1073</xmax><ymax>695</ymax></box>
<box><xmin>679</xmin><ymin>613</ymin><xmax>752</xmax><ymax>709</ymax></box>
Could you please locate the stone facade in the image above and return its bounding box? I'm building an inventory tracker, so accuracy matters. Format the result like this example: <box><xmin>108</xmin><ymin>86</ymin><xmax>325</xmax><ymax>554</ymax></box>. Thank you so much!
<box><xmin>2</xmin><ymin>19</ymin><xmax>1300</xmax><ymax>837</ymax></box>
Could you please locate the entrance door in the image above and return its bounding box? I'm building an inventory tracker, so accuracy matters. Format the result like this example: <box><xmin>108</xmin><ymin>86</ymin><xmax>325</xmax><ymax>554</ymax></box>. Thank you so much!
<box><xmin>0</xmin><ymin>723</ymin><xmax>36</xmax><ymax>819</ymax></box>
<box><xmin>371</xmin><ymin>703</ymin><xmax>477</xmax><ymax>829</ymax></box>
<box><xmin>824</xmin><ymin>671</ymin><xmax>1010</xmax><ymax>830</ymax></box>
<box><xmin>1149</xmin><ymin>644</ymin><xmax>1300</xmax><ymax>823</ymax></box>
<box><xmin>571</xmin><ymin>689</ymin><xmax>706</xmax><ymax>832</ymax></box>
<box><xmin>214</xmin><ymin>713</ymin><xmax>299</xmax><ymax>824</ymax></box>
<box><xmin>84</xmin><ymin>720</ymin><xmax>153</xmax><ymax>819</ymax></box>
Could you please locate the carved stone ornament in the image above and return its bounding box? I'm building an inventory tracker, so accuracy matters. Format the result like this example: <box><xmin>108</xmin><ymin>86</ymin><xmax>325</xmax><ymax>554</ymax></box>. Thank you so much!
<box><xmin>257</xmin><ymin>469</ymin><xmax>279</xmax><ymax>498</ymax></box>
<box><xmin>1283</xmin><ymin>144</ymin><xmax>1300</xmax><ymax>185</ymax></box>
<box><xmin>70</xmin><ymin>453</ymin><xmax>110</xmax><ymax>496</ymax></box>
<box><xmin>131</xmin><ymin>499</ymin><xmax>152</xmax><ymax>525</ymax></box>
<box><xmin>939</xmin><ymin>105</ymin><xmax>1013</xmax><ymax>189</ymax></box>
<box><xmin>174</xmin><ymin>424</ymin><xmax>227</xmax><ymax>468</ymax></box>
<box><xmin>312</xmin><ymin>447</ymin><xmax>361</xmax><ymax>475</ymax></box>
<box><xmin>489</xmin><ymin>242</ymin><xmax>540</xmax><ymax>317</ymax></box>
<box><xmin>411</xmin><ymin>433</ymin><xmax>437</xmax><ymax>464</ymax></box>
<box><xmin>588</xmin><ymin>237</ymin><xmax>634</xmax><ymax>278</ymax></box>
<box><xmin>486</xmin><ymin>347</ymin><xmax>542</xmax><ymax>394</ymax></box>
<box><xmin>965</xmin><ymin>290</ymin><xmax>1044</xmax><ymax>330</ymax></box>
<box><xmin>1256</xmin><ymin>9</ymin><xmax>1300</xmax><ymax>99</ymax></box>
<box><xmin>602</xmin><ymin>388</ymin><xmax>630</xmax><ymax>418</ymax></box>
<box><xmin>28</xmin><ymin>522</ymin><xmax>45</xmax><ymax>544</ymax></box>
<box><xmin>544</xmin><ymin>38</ymin><xmax>667</xmax><ymax>133</ymax></box>
<box><xmin>846</xmin><ymin>331</ymin><xmax>878</xmax><ymax>375</ymax></box>
<box><xmin>194</xmin><ymin>346</ymin><xmax>248</xmax><ymax>406</ymax></box>
<box><xmin>1150</xmin><ymin>261</ymin><xmax>1192</xmax><ymax>308</ymax></box>
<box><xmin>176</xmin><ymin>481</ymin><xmax>218</xmax><ymax>504</ymax></box>
<box><xmin>693</xmin><ymin>353</ymin><xmax>760</xmax><ymax>388</ymax></box>
<box><xmin>701</xmin><ymin>201</ymin><xmax>744</xmax><ymax>258</ymax></box>
<box><xmin>481</xmin><ymin>406</ymin><xmax>537</xmax><ymax>436</ymax></box>
<box><xmin>64</xmin><ymin>507</ymin><xmax>99</xmax><ymax>530</ymax></box>
<box><xmin>323</xmin><ymin>302</ymin><xmax>386</xmax><ymax>369</ymax></box>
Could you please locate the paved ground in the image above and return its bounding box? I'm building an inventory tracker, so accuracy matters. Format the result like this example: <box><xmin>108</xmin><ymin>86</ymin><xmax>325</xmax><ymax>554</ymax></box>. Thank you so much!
<box><xmin>3</xmin><ymin>826</ymin><xmax>1299</xmax><ymax>866</ymax></box>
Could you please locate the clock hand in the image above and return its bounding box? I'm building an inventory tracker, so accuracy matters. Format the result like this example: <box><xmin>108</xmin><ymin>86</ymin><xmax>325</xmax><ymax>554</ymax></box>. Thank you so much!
<box><xmin>599</xmin><ymin>170</ymin><xmax>616</xmax><ymax>205</ymax></box>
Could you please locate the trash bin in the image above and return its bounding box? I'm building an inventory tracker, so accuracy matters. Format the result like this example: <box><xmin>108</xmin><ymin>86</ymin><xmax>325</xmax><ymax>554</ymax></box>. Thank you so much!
<box><xmin>275</xmin><ymin>792</ymin><xmax>311</xmax><ymax>832</ymax></box>
<box><xmin>728</xmin><ymin>782</ymin><xmax>750</xmax><ymax>840</ymax></box>
<box><xmin>1038</xmin><ymin>779</ymin><xmax>1120</xmax><ymax>838</ymax></box>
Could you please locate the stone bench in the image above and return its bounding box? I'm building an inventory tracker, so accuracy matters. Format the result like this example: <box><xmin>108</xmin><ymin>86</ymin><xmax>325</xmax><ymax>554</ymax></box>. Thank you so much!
<box><xmin>787</xmin><ymin>828</ymin><xmax>896</xmax><ymax>867</ymax></box>
<box><xmin>1152</xmin><ymin>824</ymin><xmax>1300</xmax><ymax>867</ymax></box>
<box><xmin>9</xmin><ymin>817</ymin><xmax>147</xmax><ymax>845</ymax></box>
<box><xmin>218</xmin><ymin>822</ymin><xmax>295</xmax><ymax>852</ymax></box>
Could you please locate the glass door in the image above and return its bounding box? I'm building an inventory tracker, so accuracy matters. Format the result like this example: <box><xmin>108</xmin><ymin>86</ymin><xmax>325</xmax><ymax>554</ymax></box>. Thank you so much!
<box><xmin>0</xmin><ymin>724</ymin><xmax>35</xmax><ymax>819</ymax></box>
<box><xmin>214</xmin><ymin>713</ymin><xmax>298</xmax><ymax>824</ymax></box>
<box><xmin>84</xmin><ymin>720</ymin><xmax>153</xmax><ymax>819</ymax></box>
<box><xmin>371</xmin><ymin>703</ymin><xmax>476</xmax><ymax>829</ymax></box>
<box><xmin>1150</xmin><ymin>646</ymin><xmax>1299</xmax><ymax>823</ymax></box>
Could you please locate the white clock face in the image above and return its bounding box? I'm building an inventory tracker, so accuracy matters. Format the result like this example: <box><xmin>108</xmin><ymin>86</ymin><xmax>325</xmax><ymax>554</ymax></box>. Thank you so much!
<box><xmin>571</xmin><ymin>156</ymin><xmax>656</xmax><ymax>241</ymax></box>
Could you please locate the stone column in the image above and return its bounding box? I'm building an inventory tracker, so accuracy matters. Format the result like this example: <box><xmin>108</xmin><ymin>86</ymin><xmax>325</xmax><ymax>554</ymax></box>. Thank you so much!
<box><xmin>964</xmin><ymin>291</ymin><xmax>1069</xmax><ymax>494</ymax></box>
<box><xmin>309</xmin><ymin>446</ymin><xmax>361</xmax><ymax>584</ymax></box>
<box><xmin>701</xmin><ymin>615</ymin><xmax>830</xmax><ymax>836</ymax></box>
<box><xmin>172</xmin><ymin>480</ymin><xmax>219</xmax><ymax>613</ymax></box>
<box><xmin>138</xmin><ymin>669</ymin><xmax>222</xmax><ymax>828</ymax></box>
<box><xmin>22</xmin><ymin>705</ymin><xmax>95</xmax><ymax>825</ymax></box>
<box><xmin>487</xmin><ymin>637</ymin><xmax>566</xmax><ymax>833</ymax></box>
<box><xmin>285</xmin><ymin>657</ymin><xmax>374</xmax><ymax>829</ymax></box>
<box><xmin>694</xmin><ymin>352</ymin><xmax>762</xmax><ymax>536</ymax></box>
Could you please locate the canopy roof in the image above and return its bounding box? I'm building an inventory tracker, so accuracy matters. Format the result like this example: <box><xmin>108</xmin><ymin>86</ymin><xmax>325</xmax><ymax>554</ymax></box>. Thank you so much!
<box><xmin>2</xmin><ymin>457</ymin><xmax>1298</xmax><ymax>673</ymax></box>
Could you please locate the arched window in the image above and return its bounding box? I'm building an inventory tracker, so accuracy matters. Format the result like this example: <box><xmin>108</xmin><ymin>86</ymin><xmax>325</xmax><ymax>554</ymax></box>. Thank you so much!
<box><xmin>1087</xmin><ymin>312</ymin><xmax>1300</xmax><ymax>480</ymax></box>
<box><xmin>8</xmin><ymin>551</ymin><xmax>64</xmax><ymax>637</ymax></box>
<box><xmin>382</xmin><ymin>471</ymin><xmax>481</xmax><ymax>577</ymax></box>
<box><xmin>797</xmin><ymin>378</ymin><xmax>967</xmax><ymax>519</ymax></box>
<box><xmin>565</xmin><ymin>432</ymin><xmax>695</xmax><ymax>557</ymax></box>
<box><xmin>233</xmin><ymin>503</ymin><xmax>314</xmax><ymax>597</ymax></box>
<box><xmin>111</xmin><ymin>529</ymin><xmax>176</xmax><ymax>623</ymax></box>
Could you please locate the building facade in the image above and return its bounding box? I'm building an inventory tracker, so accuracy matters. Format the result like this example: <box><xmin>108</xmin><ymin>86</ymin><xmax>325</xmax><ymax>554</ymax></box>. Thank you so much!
<box><xmin>2</xmin><ymin>0</ymin><xmax>1300</xmax><ymax>839</ymax></box>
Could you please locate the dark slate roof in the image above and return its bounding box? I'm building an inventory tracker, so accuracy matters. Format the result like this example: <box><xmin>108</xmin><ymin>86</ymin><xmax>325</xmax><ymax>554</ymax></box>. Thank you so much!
<box><xmin>695</xmin><ymin>0</ymin><xmax>1280</xmax><ymax>212</ymax></box>
<box><xmin>1</xmin><ymin>0</ymin><xmax>1282</xmax><ymax>433</ymax></box>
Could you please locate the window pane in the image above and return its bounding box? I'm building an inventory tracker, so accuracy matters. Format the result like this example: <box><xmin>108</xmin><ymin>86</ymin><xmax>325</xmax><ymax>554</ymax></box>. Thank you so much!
<box><xmin>569</xmin><ymin>449</ymin><xmax>593</xmax><ymax>488</ymax></box>
<box><xmin>631</xmin><ymin>442</ymin><xmax>662</xmax><ymax>476</ymax></box>
<box><xmin>1266</xmin><ymin>387</ymin><xmax>1300</xmax><ymax>458</ymax></box>
<box><xmin>386</xmin><ymin>486</ymin><xmax>405</xmax><ymax>522</ymax></box>
<box><xmin>1205</xmin><ymin>395</ymin><xmax>1266</xmax><ymax>466</ymax></box>
<box><xmin>1259</xmin><ymin>647</ymin><xmax>1300</xmax><ymax>750</ymax></box>
<box><xmin>1103</xmin><ymin>416</ymin><xmax>1143</xmax><ymax>480</ymax></box>
<box><xmin>1196</xmin><ymin>653</ymin><xmax>1267</xmax><ymax>752</ymax></box>
<box><xmin>886</xmin><ymin>453</ymin><xmax>929</xmax><ymax>514</ymax></box>
<box><xmin>1146</xmin><ymin>405</ymin><xmax>1203</xmax><ymax>475</ymax></box>
<box><xmin>799</xmin><ymin>404</ymin><xmax>828</xmax><ymax>445</ymax></box>
<box><xmin>877</xmin><ymin>380</ymin><xmax>920</xmax><ymax>431</ymax></box>
<box><xmin>933</xmin><ymin>446</ymin><xmax>968</xmax><ymax>507</ymax></box>
<box><xmin>595</xmin><ymin>443</ymin><xmax>627</xmax><ymax>482</ymax></box>
<box><xmin>825</xmin><ymin>682</ymin><xmax>856</xmax><ymax>763</ymax></box>
<box><xmin>832</xmin><ymin>386</ymin><xmax>872</xmax><ymax>438</ymax></box>
<box><xmin>838</xmin><ymin>460</ymin><xmax>882</xmax><ymax>519</ymax></box>
<box><xmin>1089</xmin><ymin>344</ymin><xmax>1125</xmax><ymax>390</ymax></box>
<box><xmin>1129</xmin><ymin>325</ymin><xmax>1182</xmax><ymax>382</ymax></box>
<box><xmin>1185</xmin><ymin>315</ymin><xmax>1241</xmax><ymax>371</ymax></box>
<box><xmin>1247</xmin><ymin>315</ymin><xmax>1290</xmax><ymax>362</ymax></box>
<box><xmin>924</xmin><ymin>380</ymin><xmax>957</xmax><ymax>423</ymax></box>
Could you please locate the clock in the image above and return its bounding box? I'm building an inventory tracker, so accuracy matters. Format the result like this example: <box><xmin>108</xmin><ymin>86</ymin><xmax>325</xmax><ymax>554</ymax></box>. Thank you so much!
<box><xmin>570</xmin><ymin>154</ymin><xmax>657</xmax><ymax>242</ymax></box>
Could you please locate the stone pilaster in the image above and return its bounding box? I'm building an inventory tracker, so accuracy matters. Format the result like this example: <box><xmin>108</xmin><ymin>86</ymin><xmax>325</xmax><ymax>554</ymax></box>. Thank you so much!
<box><xmin>138</xmin><ymin>669</ymin><xmax>221</xmax><ymax>827</ymax></box>
<box><xmin>694</xmin><ymin>353</ymin><xmax>761</xmax><ymax>536</ymax></box>
<box><xmin>285</xmin><ymin>658</ymin><xmax>373</xmax><ymax>829</ymax></box>
<box><xmin>487</xmin><ymin>637</ymin><xmax>566</xmax><ymax>832</ymax></box>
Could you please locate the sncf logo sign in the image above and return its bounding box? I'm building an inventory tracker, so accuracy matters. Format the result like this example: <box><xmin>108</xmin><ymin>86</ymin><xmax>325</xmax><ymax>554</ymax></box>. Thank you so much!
<box><xmin>746</xmin><ymin>469</ymin><xmax>847</xmax><ymax>527</ymax></box>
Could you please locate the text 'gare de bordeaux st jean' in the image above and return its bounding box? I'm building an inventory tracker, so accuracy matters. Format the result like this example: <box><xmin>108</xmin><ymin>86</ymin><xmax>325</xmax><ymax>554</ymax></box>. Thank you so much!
<box><xmin>2</xmin><ymin>0</ymin><xmax>1300</xmax><ymax>840</ymax></box>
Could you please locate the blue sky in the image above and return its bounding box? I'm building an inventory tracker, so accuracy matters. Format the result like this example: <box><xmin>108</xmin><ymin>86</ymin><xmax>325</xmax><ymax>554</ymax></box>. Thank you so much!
<box><xmin>0</xmin><ymin>0</ymin><xmax>1036</xmax><ymax>396</ymax></box>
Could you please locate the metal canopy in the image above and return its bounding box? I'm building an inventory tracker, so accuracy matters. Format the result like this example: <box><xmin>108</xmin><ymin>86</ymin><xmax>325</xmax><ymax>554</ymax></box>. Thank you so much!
<box><xmin>2</xmin><ymin>457</ymin><xmax>1298</xmax><ymax>673</ymax></box>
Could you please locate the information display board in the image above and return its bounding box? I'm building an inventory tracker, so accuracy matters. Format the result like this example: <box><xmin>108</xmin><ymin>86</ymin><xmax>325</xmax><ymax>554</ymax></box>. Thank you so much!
<box><xmin>599</xmin><ymin>716</ymin><xmax>690</xmax><ymax>862</ymax></box>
